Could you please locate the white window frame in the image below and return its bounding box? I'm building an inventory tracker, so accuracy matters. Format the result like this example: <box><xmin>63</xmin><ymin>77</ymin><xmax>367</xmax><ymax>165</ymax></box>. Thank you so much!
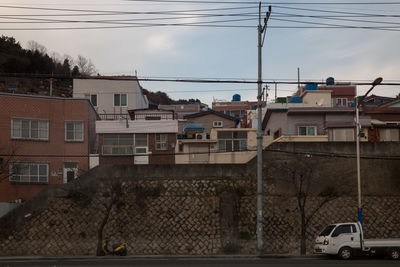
<box><xmin>102</xmin><ymin>134</ymin><xmax>148</xmax><ymax>155</ymax></box>
<box><xmin>335</xmin><ymin>98</ymin><xmax>348</xmax><ymax>107</ymax></box>
<box><xmin>65</xmin><ymin>121</ymin><xmax>84</xmax><ymax>142</ymax></box>
<box><xmin>298</xmin><ymin>126</ymin><xmax>317</xmax><ymax>136</ymax></box>
<box><xmin>9</xmin><ymin>162</ymin><xmax>49</xmax><ymax>184</ymax></box>
<box><xmin>114</xmin><ymin>93</ymin><xmax>128</xmax><ymax>107</ymax></box>
<box><xmin>155</xmin><ymin>134</ymin><xmax>168</xmax><ymax>150</ymax></box>
<box><xmin>217</xmin><ymin>131</ymin><xmax>247</xmax><ymax>152</ymax></box>
<box><xmin>84</xmin><ymin>94</ymin><xmax>98</xmax><ymax>107</ymax></box>
<box><xmin>11</xmin><ymin>118</ymin><xmax>49</xmax><ymax>141</ymax></box>
<box><xmin>213</xmin><ymin>121</ymin><xmax>223</xmax><ymax>128</ymax></box>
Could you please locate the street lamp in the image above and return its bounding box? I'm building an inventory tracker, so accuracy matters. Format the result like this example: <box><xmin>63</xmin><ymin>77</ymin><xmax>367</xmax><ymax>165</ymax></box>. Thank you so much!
<box><xmin>355</xmin><ymin>77</ymin><xmax>383</xmax><ymax>226</ymax></box>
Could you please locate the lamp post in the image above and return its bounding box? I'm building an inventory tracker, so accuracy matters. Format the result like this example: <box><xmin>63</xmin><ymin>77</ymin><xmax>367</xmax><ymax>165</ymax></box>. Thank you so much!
<box><xmin>355</xmin><ymin>77</ymin><xmax>383</xmax><ymax>226</ymax></box>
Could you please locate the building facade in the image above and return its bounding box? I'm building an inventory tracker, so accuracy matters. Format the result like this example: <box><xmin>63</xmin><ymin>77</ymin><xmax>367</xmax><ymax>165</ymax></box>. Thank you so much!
<box><xmin>0</xmin><ymin>93</ymin><xmax>98</xmax><ymax>203</ymax></box>
<box><xmin>96</xmin><ymin>119</ymin><xmax>178</xmax><ymax>165</ymax></box>
<box><xmin>73</xmin><ymin>77</ymin><xmax>149</xmax><ymax>120</ymax></box>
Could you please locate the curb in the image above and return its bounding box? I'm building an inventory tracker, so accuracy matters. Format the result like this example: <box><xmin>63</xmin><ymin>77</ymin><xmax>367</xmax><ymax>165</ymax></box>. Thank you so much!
<box><xmin>0</xmin><ymin>254</ymin><xmax>325</xmax><ymax>261</ymax></box>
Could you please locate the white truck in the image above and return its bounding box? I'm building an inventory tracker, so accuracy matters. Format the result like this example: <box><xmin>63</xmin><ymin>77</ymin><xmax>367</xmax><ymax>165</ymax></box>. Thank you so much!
<box><xmin>314</xmin><ymin>222</ymin><xmax>400</xmax><ymax>260</ymax></box>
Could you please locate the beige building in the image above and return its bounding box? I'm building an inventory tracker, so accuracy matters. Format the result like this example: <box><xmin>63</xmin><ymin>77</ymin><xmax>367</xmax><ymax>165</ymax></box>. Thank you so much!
<box><xmin>73</xmin><ymin>77</ymin><xmax>148</xmax><ymax>120</ymax></box>
<box><xmin>183</xmin><ymin>110</ymin><xmax>239</xmax><ymax>135</ymax></box>
<box><xmin>176</xmin><ymin>128</ymin><xmax>272</xmax><ymax>164</ymax></box>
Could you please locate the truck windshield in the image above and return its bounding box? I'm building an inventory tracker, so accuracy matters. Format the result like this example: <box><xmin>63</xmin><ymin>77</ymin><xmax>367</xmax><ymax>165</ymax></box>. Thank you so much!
<box><xmin>319</xmin><ymin>225</ymin><xmax>336</xmax><ymax>236</ymax></box>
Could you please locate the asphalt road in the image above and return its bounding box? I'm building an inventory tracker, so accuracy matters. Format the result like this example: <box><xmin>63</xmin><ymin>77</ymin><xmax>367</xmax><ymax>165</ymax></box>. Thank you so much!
<box><xmin>0</xmin><ymin>257</ymin><xmax>399</xmax><ymax>267</ymax></box>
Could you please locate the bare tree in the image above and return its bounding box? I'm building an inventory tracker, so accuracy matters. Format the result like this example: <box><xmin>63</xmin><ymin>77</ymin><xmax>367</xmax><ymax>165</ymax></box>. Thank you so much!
<box><xmin>63</xmin><ymin>54</ymin><xmax>75</xmax><ymax>67</ymax></box>
<box><xmin>50</xmin><ymin>52</ymin><xmax>62</xmax><ymax>64</ymax></box>
<box><xmin>0</xmin><ymin>143</ymin><xmax>21</xmax><ymax>183</ymax></box>
<box><xmin>26</xmin><ymin>40</ymin><xmax>47</xmax><ymax>55</ymax></box>
<box><xmin>76</xmin><ymin>55</ymin><xmax>97</xmax><ymax>76</ymax></box>
<box><xmin>267</xmin><ymin>155</ymin><xmax>343</xmax><ymax>255</ymax></box>
<box><xmin>96</xmin><ymin>180</ymin><xmax>125</xmax><ymax>256</ymax></box>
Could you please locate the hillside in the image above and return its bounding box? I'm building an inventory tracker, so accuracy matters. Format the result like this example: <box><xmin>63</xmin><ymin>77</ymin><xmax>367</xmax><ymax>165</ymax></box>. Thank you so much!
<box><xmin>0</xmin><ymin>35</ymin><xmax>201</xmax><ymax>105</ymax></box>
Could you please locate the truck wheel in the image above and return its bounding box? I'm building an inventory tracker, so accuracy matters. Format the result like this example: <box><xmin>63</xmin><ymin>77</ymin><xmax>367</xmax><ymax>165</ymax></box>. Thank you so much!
<box><xmin>388</xmin><ymin>248</ymin><xmax>400</xmax><ymax>260</ymax></box>
<box><xmin>338</xmin><ymin>247</ymin><xmax>353</xmax><ymax>260</ymax></box>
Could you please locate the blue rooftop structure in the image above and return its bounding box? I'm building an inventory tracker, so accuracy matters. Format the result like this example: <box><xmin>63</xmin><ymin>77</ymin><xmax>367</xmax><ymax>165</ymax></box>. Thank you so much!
<box><xmin>184</xmin><ymin>123</ymin><xmax>204</xmax><ymax>133</ymax></box>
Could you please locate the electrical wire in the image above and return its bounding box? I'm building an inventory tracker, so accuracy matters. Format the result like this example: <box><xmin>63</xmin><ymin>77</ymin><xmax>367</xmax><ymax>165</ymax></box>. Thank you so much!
<box><xmin>1</xmin><ymin>147</ymin><xmax>400</xmax><ymax>160</ymax></box>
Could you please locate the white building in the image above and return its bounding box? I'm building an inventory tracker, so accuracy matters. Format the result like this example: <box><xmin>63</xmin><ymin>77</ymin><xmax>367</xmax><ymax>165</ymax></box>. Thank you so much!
<box><xmin>73</xmin><ymin>77</ymin><xmax>149</xmax><ymax>120</ymax></box>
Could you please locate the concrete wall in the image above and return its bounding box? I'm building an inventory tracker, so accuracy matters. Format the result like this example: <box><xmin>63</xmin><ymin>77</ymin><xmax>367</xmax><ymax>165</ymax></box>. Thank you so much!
<box><xmin>264</xmin><ymin>111</ymin><xmax>288</xmax><ymax>136</ymax></box>
<box><xmin>301</xmin><ymin>91</ymin><xmax>331</xmax><ymax>107</ymax></box>
<box><xmin>287</xmin><ymin>113</ymin><xmax>325</xmax><ymax>135</ymax></box>
<box><xmin>73</xmin><ymin>79</ymin><xmax>148</xmax><ymax>115</ymax></box>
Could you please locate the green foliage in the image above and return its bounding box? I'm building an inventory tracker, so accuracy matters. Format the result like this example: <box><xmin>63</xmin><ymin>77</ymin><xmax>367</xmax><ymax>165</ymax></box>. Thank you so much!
<box><xmin>102</xmin><ymin>192</ymin><xmax>110</xmax><ymax>198</ymax></box>
<box><xmin>79</xmin><ymin>231</ymin><xmax>86</xmax><ymax>238</ymax></box>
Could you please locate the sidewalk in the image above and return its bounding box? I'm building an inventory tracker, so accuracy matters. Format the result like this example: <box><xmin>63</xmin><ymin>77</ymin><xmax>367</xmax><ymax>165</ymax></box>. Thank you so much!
<box><xmin>0</xmin><ymin>254</ymin><xmax>324</xmax><ymax>261</ymax></box>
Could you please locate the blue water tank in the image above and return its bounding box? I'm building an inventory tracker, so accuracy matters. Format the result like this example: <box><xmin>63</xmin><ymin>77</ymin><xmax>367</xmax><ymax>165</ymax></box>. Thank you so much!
<box><xmin>305</xmin><ymin>83</ymin><xmax>318</xmax><ymax>91</ymax></box>
<box><xmin>326</xmin><ymin>77</ymin><xmax>335</xmax><ymax>85</ymax></box>
<box><xmin>289</xmin><ymin>96</ymin><xmax>302</xmax><ymax>103</ymax></box>
<box><xmin>232</xmin><ymin>94</ymin><xmax>241</xmax><ymax>101</ymax></box>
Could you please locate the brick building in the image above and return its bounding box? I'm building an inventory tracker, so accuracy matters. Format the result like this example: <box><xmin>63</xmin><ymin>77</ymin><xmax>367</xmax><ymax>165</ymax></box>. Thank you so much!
<box><xmin>96</xmin><ymin>117</ymin><xmax>178</xmax><ymax>165</ymax></box>
<box><xmin>0</xmin><ymin>93</ymin><xmax>98</xmax><ymax>203</ymax></box>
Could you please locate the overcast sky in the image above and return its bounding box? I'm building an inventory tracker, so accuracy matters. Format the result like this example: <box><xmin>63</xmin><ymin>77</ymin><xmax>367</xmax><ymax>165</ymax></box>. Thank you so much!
<box><xmin>2</xmin><ymin>0</ymin><xmax>400</xmax><ymax>105</ymax></box>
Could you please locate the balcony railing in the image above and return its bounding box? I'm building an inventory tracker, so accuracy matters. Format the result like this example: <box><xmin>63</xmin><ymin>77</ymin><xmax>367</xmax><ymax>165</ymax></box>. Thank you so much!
<box><xmin>98</xmin><ymin>113</ymin><xmax>129</xmax><ymax>121</ymax></box>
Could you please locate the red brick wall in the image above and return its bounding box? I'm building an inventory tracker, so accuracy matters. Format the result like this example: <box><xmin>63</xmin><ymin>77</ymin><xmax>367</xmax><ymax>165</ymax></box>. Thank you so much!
<box><xmin>148</xmin><ymin>133</ymin><xmax>176</xmax><ymax>164</ymax></box>
<box><xmin>0</xmin><ymin>94</ymin><xmax>95</xmax><ymax>202</ymax></box>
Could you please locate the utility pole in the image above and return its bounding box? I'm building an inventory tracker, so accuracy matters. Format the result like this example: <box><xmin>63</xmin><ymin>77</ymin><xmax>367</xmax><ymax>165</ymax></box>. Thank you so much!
<box><xmin>257</xmin><ymin>2</ymin><xmax>271</xmax><ymax>255</ymax></box>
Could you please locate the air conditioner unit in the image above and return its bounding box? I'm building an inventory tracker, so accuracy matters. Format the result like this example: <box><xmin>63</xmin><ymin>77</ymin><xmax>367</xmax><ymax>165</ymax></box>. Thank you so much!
<box><xmin>195</xmin><ymin>133</ymin><xmax>207</xmax><ymax>140</ymax></box>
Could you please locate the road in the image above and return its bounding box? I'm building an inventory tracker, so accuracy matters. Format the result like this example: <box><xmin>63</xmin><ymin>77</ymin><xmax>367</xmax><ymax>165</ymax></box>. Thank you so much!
<box><xmin>0</xmin><ymin>257</ymin><xmax>399</xmax><ymax>267</ymax></box>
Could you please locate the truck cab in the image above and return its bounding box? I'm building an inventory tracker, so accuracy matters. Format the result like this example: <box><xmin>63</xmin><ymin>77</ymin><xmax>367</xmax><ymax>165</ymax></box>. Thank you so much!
<box><xmin>314</xmin><ymin>222</ymin><xmax>400</xmax><ymax>260</ymax></box>
<box><xmin>314</xmin><ymin>223</ymin><xmax>361</xmax><ymax>259</ymax></box>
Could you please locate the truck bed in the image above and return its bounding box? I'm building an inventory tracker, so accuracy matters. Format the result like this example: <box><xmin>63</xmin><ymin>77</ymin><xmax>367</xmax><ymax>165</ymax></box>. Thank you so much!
<box><xmin>364</xmin><ymin>239</ymin><xmax>400</xmax><ymax>247</ymax></box>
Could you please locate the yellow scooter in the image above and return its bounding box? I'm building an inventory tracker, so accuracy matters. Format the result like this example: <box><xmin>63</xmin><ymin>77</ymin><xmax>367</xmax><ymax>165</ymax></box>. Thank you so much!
<box><xmin>101</xmin><ymin>239</ymin><xmax>127</xmax><ymax>256</ymax></box>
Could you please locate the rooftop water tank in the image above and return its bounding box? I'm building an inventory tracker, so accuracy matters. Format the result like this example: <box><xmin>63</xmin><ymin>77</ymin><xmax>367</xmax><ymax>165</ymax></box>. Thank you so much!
<box><xmin>305</xmin><ymin>83</ymin><xmax>318</xmax><ymax>91</ymax></box>
<box><xmin>232</xmin><ymin>94</ymin><xmax>241</xmax><ymax>102</ymax></box>
<box><xmin>326</xmin><ymin>77</ymin><xmax>335</xmax><ymax>85</ymax></box>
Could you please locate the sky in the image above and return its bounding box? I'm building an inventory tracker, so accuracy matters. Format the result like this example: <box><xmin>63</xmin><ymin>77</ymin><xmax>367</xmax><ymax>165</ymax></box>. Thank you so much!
<box><xmin>2</xmin><ymin>0</ymin><xmax>400</xmax><ymax>106</ymax></box>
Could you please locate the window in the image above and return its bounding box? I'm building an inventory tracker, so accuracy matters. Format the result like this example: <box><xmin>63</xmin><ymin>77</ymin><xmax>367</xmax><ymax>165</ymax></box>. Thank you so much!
<box><xmin>9</xmin><ymin>162</ymin><xmax>48</xmax><ymax>183</ymax></box>
<box><xmin>65</xmin><ymin>121</ymin><xmax>84</xmax><ymax>141</ymax></box>
<box><xmin>156</xmin><ymin>134</ymin><xmax>168</xmax><ymax>150</ymax></box>
<box><xmin>213</xmin><ymin>121</ymin><xmax>223</xmax><ymax>127</ymax></box>
<box><xmin>298</xmin><ymin>126</ymin><xmax>316</xmax><ymax>136</ymax></box>
<box><xmin>331</xmin><ymin>224</ymin><xmax>353</xmax><ymax>237</ymax></box>
<box><xmin>114</xmin><ymin>93</ymin><xmax>127</xmax><ymax>107</ymax></box>
<box><xmin>217</xmin><ymin>131</ymin><xmax>247</xmax><ymax>152</ymax></box>
<box><xmin>135</xmin><ymin>133</ymin><xmax>148</xmax><ymax>154</ymax></box>
<box><xmin>334</xmin><ymin>98</ymin><xmax>348</xmax><ymax>107</ymax></box>
<box><xmin>84</xmin><ymin>94</ymin><xmax>97</xmax><ymax>106</ymax></box>
<box><xmin>11</xmin><ymin>118</ymin><xmax>49</xmax><ymax>140</ymax></box>
<box><xmin>103</xmin><ymin>134</ymin><xmax>147</xmax><ymax>155</ymax></box>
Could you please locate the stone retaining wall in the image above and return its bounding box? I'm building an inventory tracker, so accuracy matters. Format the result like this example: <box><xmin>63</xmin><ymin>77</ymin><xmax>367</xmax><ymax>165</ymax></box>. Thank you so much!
<box><xmin>1</xmin><ymin>177</ymin><xmax>399</xmax><ymax>256</ymax></box>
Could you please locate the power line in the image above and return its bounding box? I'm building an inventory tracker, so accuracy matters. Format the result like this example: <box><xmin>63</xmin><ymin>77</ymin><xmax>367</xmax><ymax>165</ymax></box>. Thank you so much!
<box><xmin>2</xmin><ymin>148</ymin><xmax>400</xmax><ymax>160</ymax></box>
<box><xmin>1</xmin><ymin>73</ymin><xmax>400</xmax><ymax>86</ymax></box>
